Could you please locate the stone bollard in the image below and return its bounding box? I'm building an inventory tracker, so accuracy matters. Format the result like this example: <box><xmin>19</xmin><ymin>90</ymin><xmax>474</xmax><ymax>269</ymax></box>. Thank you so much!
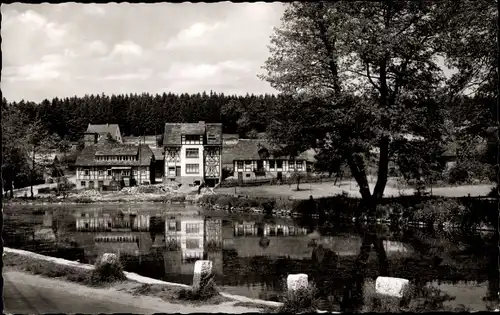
<box><xmin>101</xmin><ymin>253</ymin><xmax>119</xmax><ymax>264</ymax></box>
<box><xmin>287</xmin><ymin>273</ymin><xmax>309</xmax><ymax>298</ymax></box>
<box><xmin>192</xmin><ymin>260</ymin><xmax>213</xmax><ymax>292</ymax></box>
<box><xmin>375</xmin><ymin>276</ymin><xmax>410</xmax><ymax>298</ymax></box>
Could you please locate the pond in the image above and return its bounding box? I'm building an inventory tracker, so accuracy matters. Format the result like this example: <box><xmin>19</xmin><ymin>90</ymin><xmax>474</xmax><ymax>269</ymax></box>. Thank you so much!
<box><xmin>3</xmin><ymin>203</ymin><xmax>497</xmax><ymax>311</ymax></box>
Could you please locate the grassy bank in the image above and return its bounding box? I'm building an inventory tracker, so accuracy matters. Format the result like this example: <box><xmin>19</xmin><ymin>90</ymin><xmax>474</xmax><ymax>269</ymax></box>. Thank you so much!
<box><xmin>199</xmin><ymin>193</ymin><xmax>496</xmax><ymax>232</ymax></box>
<box><xmin>3</xmin><ymin>251</ymin><xmax>230</xmax><ymax>306</ymax></box>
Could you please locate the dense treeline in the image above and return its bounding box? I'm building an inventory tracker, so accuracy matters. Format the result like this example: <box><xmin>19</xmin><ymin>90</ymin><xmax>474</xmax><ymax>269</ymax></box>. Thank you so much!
<box><xmin>3</xmin><ymin>91</ymin><xmax>290</xmax><ymax>141</ymax></box>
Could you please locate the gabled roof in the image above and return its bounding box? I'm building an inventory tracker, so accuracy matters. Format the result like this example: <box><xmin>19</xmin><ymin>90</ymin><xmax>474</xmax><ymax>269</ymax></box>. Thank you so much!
<box><xmin>163</xmin><ymin>122</ymin><xmax>222</xmax><ymax>146</ymax></box>
<box><xmin>75</xmin><ymin>139</ymin><xmax>153</xmax><ymax>167</ymax></box>
<box><xmin>151</xmin><ymin>148</ymin><xmax>164</xmax><ymax>160</ymax></box>
<box><xmin>222</xmin><ymin>139</ymin><xmax>290</xmax><ymax>164</ymax></box>
<box><xmin>86</xmin><ymin>124</ymin><xmax>120</xmax><ymax>136</ymax></box>
<box><xmin>122</xmin><ymin>135</ymin><xmax>158</xmax><ymax>145</ymax></box>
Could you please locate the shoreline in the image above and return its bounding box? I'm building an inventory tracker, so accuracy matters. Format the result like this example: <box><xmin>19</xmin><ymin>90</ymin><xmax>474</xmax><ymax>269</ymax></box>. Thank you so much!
<box><xmin>3</xmin><ymin>192</ymin><xmax>497</xmax><ymax>233</ymax></box>
<box><xmin>3</xmin><ymin>247</ymin><xmax>284</xmax><ymax>309</ymax></box>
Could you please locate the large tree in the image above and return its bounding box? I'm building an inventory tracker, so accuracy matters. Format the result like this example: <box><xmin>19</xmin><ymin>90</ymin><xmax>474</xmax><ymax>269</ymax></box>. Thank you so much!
<box><xmin>260</xmin><ymin>1</ymin><xmax>451</xmax><ymax>214</ymax></box>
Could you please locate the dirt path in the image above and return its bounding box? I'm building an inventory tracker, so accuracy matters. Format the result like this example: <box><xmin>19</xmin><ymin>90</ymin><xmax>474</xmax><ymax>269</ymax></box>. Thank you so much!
<box><xmin>3</xmin><ymin>270</ymin><xmax>263</xmax><ymax>314</ymax></box>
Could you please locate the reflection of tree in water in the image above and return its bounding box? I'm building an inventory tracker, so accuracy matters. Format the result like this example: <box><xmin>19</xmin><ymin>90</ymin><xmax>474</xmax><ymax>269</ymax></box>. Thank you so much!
<box><xmin>340</xmin><ymin>226</ymin><xmax>389</xmax><ymax>312</ymax></box>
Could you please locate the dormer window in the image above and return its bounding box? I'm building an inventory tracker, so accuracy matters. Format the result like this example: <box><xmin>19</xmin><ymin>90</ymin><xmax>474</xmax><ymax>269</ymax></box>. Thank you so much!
<box><xmin>182</xmin><ymin>135</ymin><xmax>202</xmax><ymax>145</ymax></box>
<box><xmin>207</xmin><ymin>134</ymin><xmax>217</xmax><ymax>142</ymax></box>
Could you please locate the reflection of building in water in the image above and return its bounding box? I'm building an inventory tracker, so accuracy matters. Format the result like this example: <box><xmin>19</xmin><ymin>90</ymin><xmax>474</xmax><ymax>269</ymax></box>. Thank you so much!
<box><xmin>75</xmin><ymin>211</ymin><xmax>150</xmax><ymax>231</ymax></box>
<box><xmin>232</xmin><ymin>221</ymin><xmax>308</xmax><ymax>237</ymax></box>
<box><xmin>89</xmin><ymin>232</ymin><xmax>152</xmax><ymax>260</ymax></box>
<box><xmin>164</xmin><ymin>216</ymin><xmax>223</xmax><ymax>276</ymax></box>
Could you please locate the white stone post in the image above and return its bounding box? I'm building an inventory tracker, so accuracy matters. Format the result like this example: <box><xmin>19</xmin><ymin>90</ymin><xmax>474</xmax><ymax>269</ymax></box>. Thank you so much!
<box><xmin>375</xmin><ymin>276</ymin><xmax>410</xmax><ymax>298</ymax></box>
<box><xmin>287</xmin><ymin>273</ymin><xmax>309</xmax><ymax>299</ymax></box>
<box><xmin>192</xmin><ymin>260</ymin><xmax>213</xmax><ymax>292</ymax></box>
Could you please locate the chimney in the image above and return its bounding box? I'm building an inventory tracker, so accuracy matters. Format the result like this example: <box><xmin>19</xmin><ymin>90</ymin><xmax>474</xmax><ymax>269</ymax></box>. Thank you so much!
<box><xmin>106</xmin><ymin>123</ymin><xmax>109</xmax><ymax>127</ymax></box>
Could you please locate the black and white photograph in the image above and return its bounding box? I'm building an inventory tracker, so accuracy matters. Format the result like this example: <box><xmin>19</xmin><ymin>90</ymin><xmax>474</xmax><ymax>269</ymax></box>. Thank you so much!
<box><xmin>2</xmin><ymin>1</ymin><xmax>500</xmax><ymax>313</ymax></box>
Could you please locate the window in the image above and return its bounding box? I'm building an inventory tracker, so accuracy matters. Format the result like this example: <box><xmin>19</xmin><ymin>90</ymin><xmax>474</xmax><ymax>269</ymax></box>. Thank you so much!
<box><xmin>244</xmin><ymin>161</ymin><xmax>252</xmax><ymax>171</ymax></box>
<box><xmin>168</xmin><ymin>167</ymin><xmax>175</xmax><ymax>176</ymax></box>
<box><xmin>81</xmin><ymin>181</ymin><xmax>86</xmax><ymax>187</ymax></box>
<box><xmin>183</xmin><ymin>135</ymin><xmax>201</xmax><ymax>144</ymax></box>
<box><xmin>84</xmin><ymin>169</ymin><xmax>89</xmax><ymax>176</ymax></box>
<box><xmin>186</xmin><ymin>148</ymin><xmax>199</xmax><ymax>158</ymax></box>
<box><xmin>186</xmin><ymin>223</ymin><xmax>200</xmax><ymax>234</ymax></box>
<box><xmin>186</xmin><ymin>164</ymin><xmax>199</xmax><ymax>174</ymax></box>
<box><xmin>277</xmin><ymin>161</ymin><xmax>283</xmax><ymax>169</ymax></box>
<box><xmin>269</xmin><ymin>160</ymin><xmax>275</xmax><ymax>169</ymax></box>
<box><xmin>296</xmin><ymin>161</ymin><xmax>304</xmax><ymax>170</ymax></box>
<box><xmin>168</xmin><ymin>221</ymin><xmax>176</xmax><ymax>232</ymax></box>
<box><xmin>186</xmin><ymin>239</ymin><xmax>200</xmax><ymax>249</ymax></box>
<box><xmin>107</xmin><ymin>169</ymin><xmax>112</xmax><ymax>176</ymax></box>
<box><xmin>98</xmin><ymin>170</ymin><xmax>104</xmax><ymax>176</ymax></box>
<box><xmin>289</xmin><ymin>160</ymin><xmax>295</xmax><ymax>170</ymax></box>
<box><xmin>207</xmin><ymin>134</ymin><xmax>217</xmax><ymax>142</ymax></box>
<box><xmin>122</xmin><ymin>170</ymin><xmax>130</xmax><ymax>176</ymax></box>
<box><xmin>237</xmin><ymin>161</ymin><xmax>243</xmax><ymax>170</ymax></box>
<box><xmin>246</xmin><ymin>174</ymin><xmax>251</xmax><ymax>178</ymax></box>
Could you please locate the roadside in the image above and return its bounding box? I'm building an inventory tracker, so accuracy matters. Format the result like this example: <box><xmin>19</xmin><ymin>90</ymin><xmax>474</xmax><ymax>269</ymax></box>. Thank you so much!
<box><xmin>3</xmin><ymin>270</ymin><xmax>264</xmax><ymax>314</ymax></box>
<box><xmin>3</xmin><ymin>248</ymin><xmax>278</xmax><ymax>313</ymax></box>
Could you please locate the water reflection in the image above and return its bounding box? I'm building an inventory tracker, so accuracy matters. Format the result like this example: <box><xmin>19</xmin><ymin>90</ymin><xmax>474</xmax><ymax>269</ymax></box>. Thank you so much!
<box><xmin>2</xmin><ymin>204</ymin><xmax>496</xmax><ymax>311</ymax></box>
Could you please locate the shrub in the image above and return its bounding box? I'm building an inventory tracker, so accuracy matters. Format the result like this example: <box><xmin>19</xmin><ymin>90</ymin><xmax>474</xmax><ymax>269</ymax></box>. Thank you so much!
<box><xmin>367</xmin><ymin>285</ymin><xmax>469</xmax><ymax>312</ymax></box>
<box><xmin>89</xmin><ymin>255</ymin><xmax>126</xmax><ymax>285</ymax></box>
<box><xmin>448</xmin><ymin>165</ymin><xmax>469</xmax><ymax>184</ymax></box>
<box><xmin>215</xmin><ymin>195</ymin><xmax>237</xmax><ymax>207</ymax></box>
<box><xmin>279</xmin><ymin>280</ymin><xmax>318</xmax><ymax>313</ymax></box>
<box><xmin>410</xmin><ymin>198</ymin><xmax>466</xmax><ymax>228</ymax></box>
<box><xmin>170</xmin><ymin>195</ymin><xmax>186</xmax><ymax>202</ymax></box>
<box><xmin>177</xmin><ymin>273</ymin><xmax>219</xmax><ymax>301</ymax></box>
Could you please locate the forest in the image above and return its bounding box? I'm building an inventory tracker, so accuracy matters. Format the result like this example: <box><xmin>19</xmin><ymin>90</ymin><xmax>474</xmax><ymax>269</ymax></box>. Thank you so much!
<box><xmin>2</xmin><ymin>91</ymin><xmax>286</xmax><ymax>141</ymax></box>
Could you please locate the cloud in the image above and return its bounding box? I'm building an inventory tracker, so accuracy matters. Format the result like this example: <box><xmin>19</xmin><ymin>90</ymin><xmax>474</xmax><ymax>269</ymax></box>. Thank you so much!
<box><xmin>83</xmin><ymin>4</ymin><xmax>106</xmax><ymax>17</ymax></box>
<box><xmin>87</xmin><ymin>40</ymin><xmax>109</xmax><ymax>56</ymax></box>
<box><xmin>103</xmin><ymin>69</ymin><xmax>153</xmax><ymax>81</ymax></box>
<box><xmin>164</xmin><ymin>22</ymin><xmax>224</xmax><ymax>50</ymax></box>
<box><xmin>2</xmin><ymin>3</ymin><xmax>284</xmax><ymax>102</ymax></box>
<box><xmin>109</xmin><ymin>41</ymin><xmax>144</xmax><ymax>58</ymax></box>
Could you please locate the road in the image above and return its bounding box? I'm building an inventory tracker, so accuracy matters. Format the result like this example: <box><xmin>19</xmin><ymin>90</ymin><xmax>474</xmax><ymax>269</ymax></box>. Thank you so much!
<box><xmin>3</xmin><ymin>270</ymin><xmax>262</xmax><ymax>314</ymax></box>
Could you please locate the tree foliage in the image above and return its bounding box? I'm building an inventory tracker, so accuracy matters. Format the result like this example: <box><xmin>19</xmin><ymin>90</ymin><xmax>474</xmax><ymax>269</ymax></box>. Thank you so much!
<box><xmin>260</xmin><ymin>1</ymin><xmax>452</xmax><ymax>212</ymax></box>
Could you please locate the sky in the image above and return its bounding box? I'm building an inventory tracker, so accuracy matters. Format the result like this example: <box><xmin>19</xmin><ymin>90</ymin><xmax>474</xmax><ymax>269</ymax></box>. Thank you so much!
<box><xmin>1</xmin><ymin>2</ymin><xmax>285</xmax><ymax>103</ymax></box>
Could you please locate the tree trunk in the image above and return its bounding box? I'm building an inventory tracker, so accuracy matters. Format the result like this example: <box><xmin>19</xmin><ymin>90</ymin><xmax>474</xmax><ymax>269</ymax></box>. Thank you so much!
<box><xmin>31</xmin><ymin>147</ymin><xmax>35</xmax><ymax>199</ymax></box>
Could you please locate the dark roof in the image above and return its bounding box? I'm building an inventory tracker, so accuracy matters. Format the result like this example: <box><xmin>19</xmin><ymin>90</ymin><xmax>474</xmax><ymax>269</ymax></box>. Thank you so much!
<box><xmin>86</xmin><ymin>124</ymin><xmax>120</xmax><ymax>136</ymax></box>
<box><xmin>122</xmin><ymin>135</ymin><xmax>158</xmax><ymax>145</ymax></box>
<box><xmin>75</xmin><ymin>140</ymin><xmax>153</xmax><ymax>167</ymax></box>
<box><xmin>205</xmin><ymin>123</ymin><xmax>223</xmax><ymax>145</ymax></box>
<box><xmin>163</xmin><ymin>122</ymin><xmax>222</xmax><ymax>146</ymax></box>
<box><xmin>222</xmin><ymin>139</ymin><xmax>291</xmax><ymax>164</ymax></box>
<box><xmin>152</xmin><ymin>148</ymin><xmax>164</xmax><ymax>160</ymax></box>
<box><xmin>223</xmin><ymin>134</ymin><xmax>239</xmax><ymax>140</ymax></box>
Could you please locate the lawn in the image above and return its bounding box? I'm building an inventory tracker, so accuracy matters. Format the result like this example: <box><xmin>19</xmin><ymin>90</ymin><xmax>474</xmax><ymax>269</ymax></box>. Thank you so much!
<box><xmin>215</xmin><ymin>177</ymin><xmax>494</xmax><ymax>200</ymax></box>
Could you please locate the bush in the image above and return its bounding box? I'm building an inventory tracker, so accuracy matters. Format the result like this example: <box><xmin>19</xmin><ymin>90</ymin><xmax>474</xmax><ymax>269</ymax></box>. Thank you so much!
<box><xmin>279</xmin><ymin>280</ymin><xmax>318</xmax><ymax>313</ymax></box>
<box><xmin>89</xmin><ymin>255</ymin><xmax>126</xmax><ymax>285</ymax></box>
<box><xmin>177</xmin><ymin>273</ymin><xmax>220</xmax><ymax>301</ymax></box>
<box><xmin>410</xmin><ymin>198</ymin><xmax>466</xmax><ymax>228</ymax></box>
<box><xmin>367</xmin><ymin>285</ymin><xmax>469</xmax><ymax>312</ymax></box>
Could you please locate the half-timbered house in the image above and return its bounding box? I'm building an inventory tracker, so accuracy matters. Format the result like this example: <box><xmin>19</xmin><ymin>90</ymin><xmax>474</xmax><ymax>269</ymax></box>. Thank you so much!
<box><xmin>163</xmin><ymin>121</ymin><xmax>222</xmax><ymax>187</ymax></box>
<box><xmin>222</xmin><ymin>139</ymin><xmax>311</xmax><ymax>182</ymax></box>
<box><xmin>75</xmin><ymin>138</ymin><xmax>154</xmax><ymax>190</ymax></box>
